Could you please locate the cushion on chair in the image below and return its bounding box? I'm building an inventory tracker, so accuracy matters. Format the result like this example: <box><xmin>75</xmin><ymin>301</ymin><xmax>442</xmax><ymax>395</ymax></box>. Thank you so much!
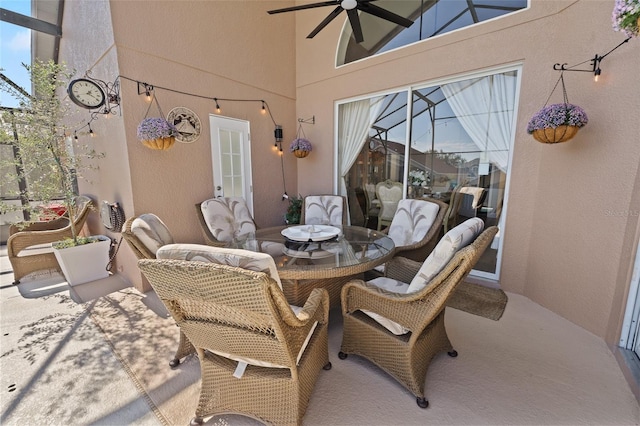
<box><xmin>406</xmin><ymin>217</ymin><xmax>484</xmax><ymax>294</ymax></box>
<box><xmin>201</xmin><ymin>198</ymin><xmax>256</xmax><ymax>242</ymax></box>
<box><xmin>131</xmin><ymin>214</ymin><xmax>175</xmax><ymax>255</ymax></box>
<box><xmin>156</xmin><ymin>243</ymin><xmax>314</xmax><ymax>369</ymax></box>
<box><xmin>304</xmin><ymin>195</ymin><xmax>344</xmax><ymax>226</ymax></box>
<box><xmin>362</xmin><ymin>277</ymin><xmax>411</xmax><ymax>335</ymax></box>
<box><xmin>387</xmin><ymin>200</ymin><xmax>440</xmax><ymax>246</ymax></box>
<box><xmin>157</xmin><ymin>243</ymin><xmax>282</xmax><ymax>289</ymax></box>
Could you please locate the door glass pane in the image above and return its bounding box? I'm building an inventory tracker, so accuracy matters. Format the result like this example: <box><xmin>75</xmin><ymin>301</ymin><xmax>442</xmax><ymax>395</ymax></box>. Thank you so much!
<box><xmin>338</xmin><ymin>69</ymin><xmax>518</xmax><ymax>279</ymax></box>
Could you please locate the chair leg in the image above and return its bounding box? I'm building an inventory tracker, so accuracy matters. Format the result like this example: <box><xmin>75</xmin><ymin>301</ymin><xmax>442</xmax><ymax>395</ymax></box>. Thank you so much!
<box><xmin>416</xmin><ymin>397</ymin><xmax>429</xmax><ymax>408</ymax></box>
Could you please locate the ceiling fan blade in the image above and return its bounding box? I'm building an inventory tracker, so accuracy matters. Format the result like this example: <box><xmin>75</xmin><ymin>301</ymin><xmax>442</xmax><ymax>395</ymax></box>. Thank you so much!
<box><xmin>346</xmin><ymin>9</ymin><xmax>364</xmax><ymax>43</ymax></box>
<box><xmin>358</xmin><ymin>2</ymin><xmax>414</xmax><ymax>28</ymax></box>
<box><xmin>268</xmin><ymin>1</ymin><xmax>338</xmax><ymax>15</ymax></box>
<box><xmin>307</xmin><ymin>6</ymin><xmax>343</xmax><ymax>38</ymax></box>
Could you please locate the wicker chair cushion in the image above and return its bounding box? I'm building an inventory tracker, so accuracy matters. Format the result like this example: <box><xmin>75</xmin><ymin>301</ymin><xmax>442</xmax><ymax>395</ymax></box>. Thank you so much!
<box><xmin>200</xmin><ymin>197</ymin><xmax>256</xmax><ymax>242</ymax></box>
<box><xmin>304</xmin><ymin>195</ymin><xmax>344</xmax><ymax>226</ymax></box>
<box><xmin>156</xmin><ymin>244</ymin><xmax>315</xmax><ymax>369</ymax></box>
<box><xmin>130</xmin><ymin>214</ymin><xmax>175</xmax><ymax>255</ymax></box>
<box><xmin>387</xmin><ymin>199</ymin><xmax>440</xmax><ymax>246</ymax></box>
<box><xmin>406</xmin><ymin>217</ymin><xmax>484</xmax><ymax>294</ymax></box>
<box><xmin>362</xmin><ymin>277</ymin><xmax>411</xmax><ymax>335</ymax></box>
<box><xmin>157</xmin><ymin>243</ymin><xmax>282</xmax><ymax>289</ymax></box>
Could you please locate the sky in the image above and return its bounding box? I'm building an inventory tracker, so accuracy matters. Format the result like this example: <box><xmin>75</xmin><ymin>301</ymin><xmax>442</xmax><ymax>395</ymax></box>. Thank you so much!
<box><xmin>0</xmin><ymin>1</ymin><xmax>32</xmax><ymax>108</ymax></box>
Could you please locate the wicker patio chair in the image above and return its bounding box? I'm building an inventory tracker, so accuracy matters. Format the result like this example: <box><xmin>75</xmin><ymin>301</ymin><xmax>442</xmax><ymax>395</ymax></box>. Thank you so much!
<box><xmin>121</xmin><ymin>213</ymin><xmax>193</xmax><ymax>368</ymax></box>
<box><xmin>375</xmin><ymin>180</ymin><xmax>402</xmax><ymax>231</ymax></box>
<box><xmin>195</xmin><ymin>197</ymin><xmax>257</xmax><ymax>247</ymax></box>
<box><xmin>138</xmin><ymin>255</ymin><xmax>332</xmax><ymax>426</ymax></box>
<box><xmin>300</xmin><ymin>194</ymin><xmax>348</xmax><ymax>226</ymax></box>
<box><xmin>384</xmin><ymin>198</ymin><xmax>448</xmax><ymax>262</ymax></box>
<box><xmin>8</xmin><ymin>195</ymin><xmax>93</xmax><ymax>284</ymax></box>
<box><xmin>339</xmin><ymin>220</ymin><xmax>498</xmax><ymax>408</ymax></box>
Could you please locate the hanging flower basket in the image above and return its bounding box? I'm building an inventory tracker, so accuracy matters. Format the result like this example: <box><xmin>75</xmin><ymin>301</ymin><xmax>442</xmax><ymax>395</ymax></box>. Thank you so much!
<box><xmin>290</xmin><ymin>137</ymin><xmax>312</xmax><ymax>158</ymax></box>
<box><xmin>137</xmin><ymin>94</ymin><xmax>177</xmax><ymax>150</ymax></box>
<box><xmin>612</xmin><ymin>0</ymin><xmax>640</xmax><ymax>38</ymax></box>
<box><xmin>293</xmin><ymin>149</ymin><xmax>310</xmax><ymax>158</ymax></box>
<box><xmin>527</xmin><ymin>103</ymin><xmax>588</xmax><ymax>144</ymax></box>
<box><xmin>137</xmin><ymin>117</ymin><xmax>177</xmax><ymax>150</ymax></box>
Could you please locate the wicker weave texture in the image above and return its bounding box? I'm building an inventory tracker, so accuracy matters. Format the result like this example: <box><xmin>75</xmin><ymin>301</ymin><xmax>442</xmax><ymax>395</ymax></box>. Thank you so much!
<box><xmin>340</xmin><ymin>226</ymin><xmax>498</xmax><ymax>402</ymax></box>
<box><xmin>138</xmin><ymin>259</ymin><xmax>330</xmax><ymax>425</ymax></box>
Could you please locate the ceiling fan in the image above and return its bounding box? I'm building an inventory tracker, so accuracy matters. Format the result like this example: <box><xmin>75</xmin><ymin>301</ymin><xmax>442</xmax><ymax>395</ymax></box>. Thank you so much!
<box><xmin>267</xmin><ymin>0</ymin><xmax>414</xmax><ymax>43</ymax></box>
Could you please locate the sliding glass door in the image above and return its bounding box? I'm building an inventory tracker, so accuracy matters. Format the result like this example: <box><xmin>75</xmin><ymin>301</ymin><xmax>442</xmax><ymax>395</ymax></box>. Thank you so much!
<box><xmin>337</xmin><ymin>65</ymin><xmax>521</xmax><ymax>280</ymax></box>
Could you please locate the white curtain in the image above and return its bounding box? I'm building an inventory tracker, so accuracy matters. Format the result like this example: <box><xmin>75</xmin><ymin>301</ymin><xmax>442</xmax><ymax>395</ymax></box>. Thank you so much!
<box><xmin>440</xmin><ymin>73</ymin><xmax>515</xmax><ymax>172</ymax></box>
<box><xmin>338</xmin><ymin>97</ymin><xmax>384</xmax><ymax>195</ymax></box>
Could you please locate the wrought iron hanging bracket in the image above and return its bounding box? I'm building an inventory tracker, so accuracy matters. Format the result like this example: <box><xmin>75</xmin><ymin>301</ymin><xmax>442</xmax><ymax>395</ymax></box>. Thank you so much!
<box><xmin>552</xmin><ymin>37</ymin><xmax>631</xmax><ymax>80</ymax></box>
<box><xmin>298</xmin><ymin>115</ymin><xmax>315</xmax><ymax>125</ymax></box>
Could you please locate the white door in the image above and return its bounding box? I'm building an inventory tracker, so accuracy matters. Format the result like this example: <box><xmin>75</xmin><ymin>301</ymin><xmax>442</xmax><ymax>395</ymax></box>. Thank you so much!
<box><xmin>209</xmin><ymin>115</ymin><xmax>253</xmax><ymax>214</ymax></box>
<box><xmin>620</xmin><ymin>240</ymin><xmax>640</xmax><ymax>358</ymax></box>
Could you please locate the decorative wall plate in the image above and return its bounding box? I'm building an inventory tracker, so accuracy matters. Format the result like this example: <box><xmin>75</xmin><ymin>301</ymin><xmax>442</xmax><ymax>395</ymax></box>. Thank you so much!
<box><xmin>167</xmin><ymin>107</ymin><xmax>201</xmax><ymax>143</ymax></box>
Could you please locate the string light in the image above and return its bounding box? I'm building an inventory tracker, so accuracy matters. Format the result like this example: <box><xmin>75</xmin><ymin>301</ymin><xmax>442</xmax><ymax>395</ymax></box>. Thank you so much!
<box><xmin>89</xmin><ymin>123</ymin><xmax>94</xmax><ymax>137</ymax></box>
<box><xmin>74</xmin><ymin>131</ymin><xmax>78</xmax><ymax>140</ymax></box>
<box><xmin>111</xmin><ymin>74</ymin><xmax>289</xmax><ymax>200</ymax></box>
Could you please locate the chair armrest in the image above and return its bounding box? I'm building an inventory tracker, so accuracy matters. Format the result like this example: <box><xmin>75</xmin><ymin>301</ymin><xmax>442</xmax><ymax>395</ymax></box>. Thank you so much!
<box><xmin>273</xmin><ymin>286</ymin><xmax>330</xmax><ymax>358</ymax></box>
<box><xmin>9</xmin><ymin>217</ymin><xmax>70</xmax><ymax>235</ymax></box>
<box><xmin>385</xmin><ymin>256</ymin><xmax>422</xmax><ymax>282</ymax></box>
<box><xmin>341</xmin><ymin>279</ymin><xmax>428</xmax><ymax>332</ymax></box>
<box><xmin>7</xmin><ymin>223</ymin><xmax>74</xmax><ymax>257</ymax></box>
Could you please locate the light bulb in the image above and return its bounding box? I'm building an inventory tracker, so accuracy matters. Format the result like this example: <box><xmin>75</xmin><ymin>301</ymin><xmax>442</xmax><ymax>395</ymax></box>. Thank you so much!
<box><xmin>594</xmin><ymin>68</ymin><xmax>601</xmax><ymax>82</ymax></box>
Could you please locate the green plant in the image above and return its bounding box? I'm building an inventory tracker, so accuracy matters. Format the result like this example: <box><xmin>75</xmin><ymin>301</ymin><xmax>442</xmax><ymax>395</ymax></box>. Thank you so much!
<box><xmin>53</xmin><ymin>236</ymin><xmax>103</xmax><ymax>249</ymax></box>
<box><xmin>0</xmin><ymin>60</ymin><xmax>103</xmax><ymax>245</ymax></box>
<box><xmin>285</xmin><ymin>195</ymin><xmax>303</xmax><ymax>224</ymax></box>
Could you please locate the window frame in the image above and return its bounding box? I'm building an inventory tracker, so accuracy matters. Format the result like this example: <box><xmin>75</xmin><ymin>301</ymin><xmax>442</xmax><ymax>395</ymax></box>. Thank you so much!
<box><xmin>333</xmin><ymin>62</ymin><xmax>523</xmax><ymax>281</ymax></box>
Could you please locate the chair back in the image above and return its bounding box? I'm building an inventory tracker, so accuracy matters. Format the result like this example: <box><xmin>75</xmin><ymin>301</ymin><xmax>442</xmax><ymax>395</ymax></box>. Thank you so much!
<box><xmin>138</xmin><ymin>258</ymin><xmax>308</xmax><ymax>370</ymax></box>
<box><xmin>157</xmin><ymin>243</ymin><xmax>283</xmax><ymax>289</ymax></box>
<box><xmin>387</xmin><ymin>199</ymin><xmax>441</xmax><ymax>246</ymax></box>
<box><xmin>122</xmin><ymin>214</ymin><xmax>174</xmax><ymax>260</ymax></box>
<box><xmin>301</xmin><ymin>195</ymin><xmax>347</xmax><ymax>226</ymax></box>
<box><xmin>375</xmin><ymin>180</ymin><xmax>403</xmax><ymax>221</ymax></box>
<box><xmin>197</xmin><ymin>197</ymin><xmax>257</xmax><ymax>244</ymax></box>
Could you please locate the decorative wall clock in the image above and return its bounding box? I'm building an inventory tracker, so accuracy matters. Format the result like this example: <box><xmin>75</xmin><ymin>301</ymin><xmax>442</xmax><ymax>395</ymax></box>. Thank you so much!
<box><xmin>167</xmin><ymin>107</ymin><xmax>202</xmax><ymax>143</ymax></box>
<box><xmin>67</xmin><ymin>78</ymin><xmax>106</xmax><ymax>109</ymax></box>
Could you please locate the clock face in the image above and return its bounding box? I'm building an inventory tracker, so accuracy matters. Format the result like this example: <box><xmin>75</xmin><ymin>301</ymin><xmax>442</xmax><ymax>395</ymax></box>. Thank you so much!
<box><xmin>167</xmin><ymin>107</ymin><xmax>202</xmax><ymax>143</ymax></box>
<box><xmin>68</xmin><ymin>79</ymin><xmax>105</xmax><ymax>109</ymax></box>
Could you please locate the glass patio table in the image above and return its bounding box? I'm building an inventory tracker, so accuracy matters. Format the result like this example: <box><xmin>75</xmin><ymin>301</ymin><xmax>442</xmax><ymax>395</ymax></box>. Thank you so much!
<box><xmin>235</xmin><ymin>225</ymin><xmax>395</xmax><ymax>306</ymax></box>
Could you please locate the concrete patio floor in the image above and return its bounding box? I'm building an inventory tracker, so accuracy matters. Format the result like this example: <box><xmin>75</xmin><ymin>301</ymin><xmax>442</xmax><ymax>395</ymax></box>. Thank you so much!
<box><xmin>1</xmin><ymin>245</ymin><xmax>639</xmax><ymax>425</ymax></box>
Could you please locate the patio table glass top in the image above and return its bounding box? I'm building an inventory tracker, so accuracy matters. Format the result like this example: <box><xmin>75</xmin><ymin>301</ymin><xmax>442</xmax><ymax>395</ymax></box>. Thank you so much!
<box><xmin>233</xmin><ymin>225</ymin><xmax>395</xmax><ymax>281</ymax></box>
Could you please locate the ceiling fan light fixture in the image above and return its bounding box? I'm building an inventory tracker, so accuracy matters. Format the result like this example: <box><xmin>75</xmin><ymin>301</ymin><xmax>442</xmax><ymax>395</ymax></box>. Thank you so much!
<box><xmin>341</xmin><ymin>0</ymin><xmax>357</xmax><ymax>10</ymax></box>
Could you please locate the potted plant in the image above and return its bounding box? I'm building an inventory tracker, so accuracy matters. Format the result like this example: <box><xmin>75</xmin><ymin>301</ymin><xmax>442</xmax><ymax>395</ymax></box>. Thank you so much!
<box><xmin>612</xmin><ymin>0</ymin><xmax>640</xmax><ymax>37</ymax></box>
<box><xmin>137</xmin><ymin>117</ymin><xmax>177</xmax><ymax>150</ymax></box>
<box><xmin>290</xmin><ymin>138</ymin><xmax>312</xmax><ymax>158</ymax></box>
<box><xmin>0</xmin><ymin>59</ymin><xmax>110</xmax><ymax>286</ymax></box>
<box><xmin>526</xmin><ymin>103</ymin><xmax>589</xmax><ymax>144</ymax></box>
<box><xmin>285</xmin><ymin>195</ymin><xmax>303</xmax><ymax>224</ymax></box>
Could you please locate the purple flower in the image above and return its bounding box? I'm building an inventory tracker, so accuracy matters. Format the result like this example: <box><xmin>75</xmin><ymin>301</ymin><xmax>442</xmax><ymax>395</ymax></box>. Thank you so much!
<box><xmin>137</xmin><ymin>117</ymin><xmax>177</xmax><ymax>141</ymax></box>
<box><xmin>612</xmin><ymin>0</ymin><xmax>640</xmax><ymax>37</ymax></box>
<box><xmin>526</xmin><ymin>103</ymin><xmax>588</xmax><ymax>134</ymax></box>
<box><xmin>290</xmin><ymin>138</ymin><xmax>312</xmax><ymax>152</ymax></box>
